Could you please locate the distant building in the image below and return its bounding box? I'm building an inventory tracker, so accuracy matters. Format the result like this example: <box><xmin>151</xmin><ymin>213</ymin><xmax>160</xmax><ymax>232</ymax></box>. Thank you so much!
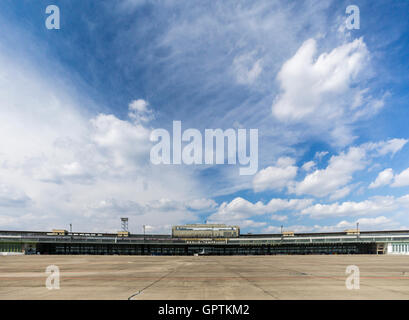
<box><xmin>172</xmin><ymin>224</ymin><xmax>240</xmax><ymax>238</ymax></box>
<box><xmin>2</xmin><ymin>227</ymin><xmax>409</xmax><ymax>255</ymax></box>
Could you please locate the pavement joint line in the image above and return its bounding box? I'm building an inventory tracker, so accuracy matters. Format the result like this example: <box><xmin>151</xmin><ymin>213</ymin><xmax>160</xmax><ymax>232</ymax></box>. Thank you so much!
<box><xmin>257</xmin><ymin>262</ymin><xmax>409</xmax><ymax>297</ymax></box>
<box><xmin>127</xmin><ymin>261</ymin><xmax>189</xmax><ymax>300</ymax></box>
<box><xmin>128</xmin><ymin>269</ymin><xmax>176</xmax><ymax>300</ymax></box>
<box><xmin>212</xmin><ymin>258</ymin><xmax>280</xmax><ymax>300</ymax></box>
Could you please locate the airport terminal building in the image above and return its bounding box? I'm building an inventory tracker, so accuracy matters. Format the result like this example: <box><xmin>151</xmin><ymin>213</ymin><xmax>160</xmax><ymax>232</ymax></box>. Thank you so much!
<box><xmin>1</xmin><ymin>223</ymin><xmax>409</xmax><ymax>255</ymax></box>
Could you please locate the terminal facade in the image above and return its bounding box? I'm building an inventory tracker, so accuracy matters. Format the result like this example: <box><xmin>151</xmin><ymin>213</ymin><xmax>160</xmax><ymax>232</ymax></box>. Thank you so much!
<box><xmin>1</xmin><ymin>223</ymin><xmax>409</xmax><ymax>255</ymax></box>
<box><xmin>172</xmin><ymin>224</ymin><xmax>240</xmax><ymax>238</ymax></box>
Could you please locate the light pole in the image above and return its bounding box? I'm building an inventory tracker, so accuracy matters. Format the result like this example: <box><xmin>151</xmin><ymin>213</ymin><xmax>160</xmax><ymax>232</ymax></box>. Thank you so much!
<box><xmin>142</xmin><ymin>225</ymin><xmax>146</xmax><ymax>256</ymax></box>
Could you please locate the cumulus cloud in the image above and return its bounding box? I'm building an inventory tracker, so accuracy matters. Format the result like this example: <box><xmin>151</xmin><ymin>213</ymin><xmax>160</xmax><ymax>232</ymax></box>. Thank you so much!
<box><xmin>90</xmin><ymin>113</ymin><xmax>151</xmax><ymax>168</ymax></box>
<box><xmin>0</xmin><ymin>47</ymin><xmax>205</xmax><ymax>232</ymax></box>
<box><xmin>16</xmin><ymin>102</ymin><xmax>154</xmax><ymax>186</ymax></box>
<box><xmin>273</xmin><ymin>38</ymin><xmax>369</xmax><ymax>120</ymax></box>
<box><xmin>300</xmin><ymin>195</ymin><xmax>399</xmax><ymax>219</ymax></box>
<box><xmin>80</xmin><ymin>195</ymin><xmax>220</xmax><ymax>233</ymax></box>
<box><xmin>271</xmin><ymin>37</ymin><xmax>382</xmax><ymax>145</ymax></box>
<box><xmin>368</xmin><ymin>163</ymin><xmax>409</xmax><ymax>189</ymax></box>
<box><xmin>290</xmin><ymin>146</ymin><xmax>366</xmax><ymax>198</ymax></box>
<box><xmin>335</xmin><ymin>216</ymin><xmax>398</xmax><ymax>230</ymax></box>
<box><xmin>391</xmin><ymin>168</ymin><xmax>409</xmax><ymax>188</ymax></box>
<box><xmin>329</xmin><ymin>186</ymin><xmax>352</xmax><ymax>201</ymax></box>
<box><xmin>128</xmin><ymin>99</ymin><xmax>154</xmax><ymax>123</ymax></box>
<box><xmin>369</xmin><ymin>168</ymin><xmax>394</xmax><ymax>188</ymax></box>
<box><xmin>263</xmin><ymin>216</ymin><xmax>399</xmax><ymax>233</ymax></box>
<box><xmin>208</xmin><ymin>197</ymin><xmax>313</xmax><ymax>224</ymax></box>
<box><xmin>289</xmin><ymin>139</ymin><xmax>406</xmax><ymax>198</ymax></box>
<box><xmin>253</xmin><ymin>157</ymin><xmax>297</xmax><ymax>192</ymax></box>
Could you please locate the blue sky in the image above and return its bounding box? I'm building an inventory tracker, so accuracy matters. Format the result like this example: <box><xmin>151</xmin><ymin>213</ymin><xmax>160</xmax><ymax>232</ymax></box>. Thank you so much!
<box><xmin>1</xmin><ymin>0</ymin><xmax>409</xmax><ymax>234</ymax></box>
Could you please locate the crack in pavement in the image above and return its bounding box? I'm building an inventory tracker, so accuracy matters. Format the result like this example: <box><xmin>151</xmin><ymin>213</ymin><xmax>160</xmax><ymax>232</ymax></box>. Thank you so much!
<box><xmin>127</xmin><ymin>261</ymin><xmax>189</xmax><ymax>300</ymax></box>
<box><xmin>212</xmin><ymin>258</ymin><xmax>280</xmax><ymax>300</ymax></box>
<box><xmin>128</xmin><ymin>269</ymin><xmax>176</xmax><ymax>300</ymax></box>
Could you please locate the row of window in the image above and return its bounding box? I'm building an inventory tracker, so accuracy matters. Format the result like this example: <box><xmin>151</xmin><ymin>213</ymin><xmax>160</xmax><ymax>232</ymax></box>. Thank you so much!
<box><xmin>391</xmin><ymin>243</ymin><xmax>409</xmax><ymax>253</ymax></box>
<box><xmin>48</xmin><ymin>245</ymin><xmax>364</xmax><ymax>255</ymax></box>
<box><xmin>0</xmin><ymin>243</ymin><xmax>21</xmax><ymax>252</ymax></box>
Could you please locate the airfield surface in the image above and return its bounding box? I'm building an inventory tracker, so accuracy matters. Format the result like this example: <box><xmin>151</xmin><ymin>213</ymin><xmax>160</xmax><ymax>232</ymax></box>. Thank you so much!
<box><xmin>1</xmin><ymin>255</ymin><xmax>408</xmax><ymax>299</ymax></box>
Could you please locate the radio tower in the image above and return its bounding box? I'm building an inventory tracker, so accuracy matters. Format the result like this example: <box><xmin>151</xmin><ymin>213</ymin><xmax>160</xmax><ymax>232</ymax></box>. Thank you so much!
<box><xmin>120</xmin><ymin>217</ymin><xmax>129</xmax><ymax>232</ymax></box>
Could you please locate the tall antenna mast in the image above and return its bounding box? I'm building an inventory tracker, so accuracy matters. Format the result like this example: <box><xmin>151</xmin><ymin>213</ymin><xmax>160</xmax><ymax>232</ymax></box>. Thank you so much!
<box><xmin>121</xmin><ymin>217</ymin><xmax>129</xmax><ymax>232</ymax></box>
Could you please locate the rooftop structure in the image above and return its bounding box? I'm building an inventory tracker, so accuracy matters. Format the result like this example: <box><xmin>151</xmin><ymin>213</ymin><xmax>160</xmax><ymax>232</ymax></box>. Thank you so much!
<box><xmin>172</xmin><ymin>224</ymin><xmax>240</xmax><ymax>238</ymax></box>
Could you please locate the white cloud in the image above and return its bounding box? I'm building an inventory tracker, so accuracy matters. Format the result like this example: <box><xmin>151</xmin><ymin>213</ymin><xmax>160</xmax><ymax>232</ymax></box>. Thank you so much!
<box><xmin>208</xmin><ymin>197</ymin><xmax>312</xmax><ymax>224</ymax></box>
<box><xmin>263</xmin><ymin>216</ymin><xmax>399</xmax><ymax>233</ymax></box>
<box><xmin>271</xmin><ymin>37</ymin><xmax>380</xmax><ymax>145</ymax></box>
<box><xmin>232</xmin><ymin>52</ymin><xmax>263</xmax><ymax>85</ymax></box>
<box><xmin>289</xmin><ymin>139</ymin><xmax>406</xmax><ymax>198</ymax></box>
<box><xmin>263</xmin><ymin>224</ymin><xmax>316</xmax><ymax>233</ymax></box>
<box><xmin>369</xmin><ymin>168</ymin><xmax>394</xmax><ymax>188</ymax></box>
<box><xmin>238</xmin><ymin>220</ymin><xmax>268</xmax><ymax>229</ymax></box>
<box><xmin>266</xmin><ymin>198</ymin><xmax>314</xmax><ymax>212</ymax></box>
<box><xmin>290</xmin><ymin>146</ymin><xmax>366</xmax><ymax>197</ymax></box>
<box><xmin>213</xmin><ymin>197</ymin><xmax>271</xmax><ymax>221</ymax></box>
<box><xmin>314</xmin><ymin>151</ymin><xmax>329</xmax><ymax>160</ymax></box>
<box><xmin>301</xmin><ymin>160</ymin><xmax>315</xmax><ymax>172</ymax></box>
<box><xmin>0</xmin><ymin>184</ymin><xmax>31</xmax><ymax>208</ymax></box>
<box><xmin>329</xmin><ymin>186</ymin><xmax>351</xmax><ymax>201</ymax></box>
<box><xmin>391</xmin><ymin>167</ymin><xmax>409</xmax><ymax>187</ymax></box>
<box><xmin>86</xmin><ymin>198</ymin><xmax>145</xmax><ymax>217</ymax></box>
<box><xmin>90</xmin><ymin>113</ymin><xmax>151</xmax><ymax>168</ymax></box>
<box><xmin>335</xmin><ymin>216</ymin><xmax>398</xmax><ymax>230</ymax></box>
<box><xmin>128</xmin><ymin>99</ymin><xmax>154</xmax><ymax>123</ymax></box>
<box><xmin>301</xmin><ymin>195</ymin><xmax>398</xmax><ymax>219</ymax></box>
<box><xmin>253</xmin><ymin>157</ymin><xmax>297</xmax><ymax>192</ymax></box>
<box><xmin>377</xmin><ymin>138</ymin><xmax>408</xmax><ymax>156</ymax></box>
<box><xmin>185</xmin><ymin>198</ymin><xmax>217</xmax><ymax>211</ymax></box>
<box><xmin>0</xmin><ymin>48</ymin><xmax>206</xmax><ymax>232</ymax></box>
<box><xmin>365</xmin><ymin>138</ymin><xmax>408</xmax><ymax>156</ymax></box>
<box><xmin>368</xmin><ymin>164</ymin><xmax>409</xmax><ymax>189</ymax></box>
<box><xmin>129</xmin><ymin>99</ymin><xmax>149</xmax><ymax>112</ymax></box>
<box><xmin>273</xmin><ymin>38</ymin><xmax>368</xmax><ymax>117</ymax></box>
<box><xmin>85</xmin><ymin>196</ymin><xmax>219</xmax><ymax>233</ymax></box>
